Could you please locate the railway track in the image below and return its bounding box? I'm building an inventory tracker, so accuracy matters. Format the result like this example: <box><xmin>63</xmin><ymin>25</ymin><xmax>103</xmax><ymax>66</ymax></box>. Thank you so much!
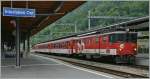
<box><xmin>124</xmin><ymin>64</ymin><xmax>149</xmax><ymax>70</ymax></box>
<box><xmin>42</xmin><ymin>52</ymin><xmax>148</xmax><ymax>70</ymax></box>
<box><xmin>81</xmin><ymin>58</ymin><xmax>149</xmax><ymax>70</ymax></box>
<box><xmin>69</xmin><ymin>55</ymin><xmax>149</xmax><ymax>70</ymax></box>
<box><xmin>35</xmin><ymin>53</ymin><xmax>149</xmax><ymax>78</ymax></box>
<box><xmin>58</xmin><ymin>59</ymin><xmax>147</xmax><ymax>78</ymax></box>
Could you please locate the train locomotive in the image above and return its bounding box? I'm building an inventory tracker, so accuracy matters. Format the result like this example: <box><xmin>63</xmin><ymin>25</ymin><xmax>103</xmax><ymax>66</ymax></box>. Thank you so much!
<box><xmin>32</xmin><ymin>31</ymin><xmax>137</xmax><ymax>64</ymax></box>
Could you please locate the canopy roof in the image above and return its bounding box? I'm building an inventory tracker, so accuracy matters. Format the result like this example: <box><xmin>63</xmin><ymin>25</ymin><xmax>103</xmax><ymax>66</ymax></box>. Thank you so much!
<box><xmin>2</xmin><ymin>1</ymin><xmax>85</xmax><ymax>44</ymax></box>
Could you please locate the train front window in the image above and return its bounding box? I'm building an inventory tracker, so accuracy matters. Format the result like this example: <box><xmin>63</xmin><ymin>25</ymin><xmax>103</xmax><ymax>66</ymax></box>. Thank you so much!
<box><xmin>116</xmin><ymin>34</ymin><xmax>126</xmax><ymax>42</ymax></box>
<box><xmin>109</xmin><ymin>33</ymin><xmax>137</xmax><ymax>43</ymax></box>
<box><xmin>127</xmin><ymin>33</ymin><xmax>137</xmax><ymax>42</ymax></box>
<box><xmin>109</xmin><ymin>34</ymin><xmax>125</xmax><ymax>43</ymax></box>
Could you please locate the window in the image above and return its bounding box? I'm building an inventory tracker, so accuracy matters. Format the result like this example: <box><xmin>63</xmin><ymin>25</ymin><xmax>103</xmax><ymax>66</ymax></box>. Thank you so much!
<box><xmin>95</xmin><ymin>36</ymin><xmax>99</xmax><ymax>43</ymax></box>
<box><xmin>102</xmin><ymin>36</ymin><xmax>107</xmax><ymax>42</ymax></box>
<box><xmin>109</xmin><ymin>34</ymin><xmax>115</xmax><ymax>43</ymax></box>
<box><xmin>54</xmin><ymin>44</ymin><xmax>56</xmax><ymax>48</ymax></box>
<box><xmin>127</xmin><ymin>33</ymin><xmax>137</xmax><ymax>42</ymax></box>
<box><xmin>109</xmin><ymin>33</ymin><xmax>137</xmax><ymax>43</ymax></box>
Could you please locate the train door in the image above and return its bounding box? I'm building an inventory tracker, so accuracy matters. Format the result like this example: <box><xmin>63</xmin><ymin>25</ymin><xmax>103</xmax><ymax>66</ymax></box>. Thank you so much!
<box><xmin>99</xmin><ymin>35</ymin><xmax>102</xmax><ymax>54</ymax></box>
<box><xmin>77</xmin><ymin>40</ymin><xmax>82</xmax><ymax>53</ymax></box>
<box><xmin>76</xmin><ymin>39</ymin><xmax>84</xmax><ymax>54</ymax></box>
<box><xmin>100</xmin><ymin>35</ymin><xmax>109</xmax><ymax>55</ymax></box>
<box><xmin>48</xmin><ymin>43</ymin><xmax>51</xmax><ymax>52</ymax></box>
<box><xmin>72</xmin><ymin>40</ymin><xmax>79</xmax><ymax>54</ymax></box>
<box><xmin>70</xmin><ymin>40</ymin><xmax>75</xmax><ymax>54</ymax></box>
<box><xmin>95</xmin><ymin>35</ymin><xmax>100</xmax><ymax>53</ymax></box>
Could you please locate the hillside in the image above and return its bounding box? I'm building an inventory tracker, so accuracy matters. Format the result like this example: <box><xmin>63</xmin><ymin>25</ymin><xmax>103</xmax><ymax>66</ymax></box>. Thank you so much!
<box><xmin>31</xmin><ymin>1</ymin><xmax>149</xmax><ymax>45</ymax></box>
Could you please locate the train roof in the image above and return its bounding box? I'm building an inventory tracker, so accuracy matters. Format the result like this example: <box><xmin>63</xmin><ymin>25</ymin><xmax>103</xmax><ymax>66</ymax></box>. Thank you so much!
<box><xmin>35</xmin><ymin>16</ymin><xmax>149</xmax><ymax>45</ymax></box>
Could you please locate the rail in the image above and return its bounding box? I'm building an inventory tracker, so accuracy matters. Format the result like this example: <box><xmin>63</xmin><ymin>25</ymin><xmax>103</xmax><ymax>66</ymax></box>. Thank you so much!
<box><xmin>35</xmin><ymin>53</ymin><xmax>149</xmax><ymax>78</ymax></box>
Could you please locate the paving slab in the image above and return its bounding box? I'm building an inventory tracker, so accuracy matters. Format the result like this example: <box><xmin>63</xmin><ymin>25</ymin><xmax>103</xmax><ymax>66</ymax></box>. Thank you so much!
<box><xmin>1</xmin><ymin>54</ymin><xmax>118</xmax><ymax>79</ymax></box>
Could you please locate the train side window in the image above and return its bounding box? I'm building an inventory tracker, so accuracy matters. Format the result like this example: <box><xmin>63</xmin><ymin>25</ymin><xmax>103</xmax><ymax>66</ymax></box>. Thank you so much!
<box><xmin>87</xmin><ymin>39</ymin><xmax>89</xmax><ymax>44</ymax></box>
<box><xmin>51</xmin><ymin>44</ymin><xmax>53</xmax><ymax>48</ymax></box>
<box><xmin>67</xmin><ymin>42</ymin><xmax>69</xmax><ymax>46</ymax></box>
<box><xmin>64</xmin><ymin>42</ymin><xmax>66</xmax><ymax>48</ymax></box>
<box><xmin>67</xmin><ymin>42</ymin><xmax>68</xmax><ymax>46</ymax></box>
<box><xmin>88</xmin><ymin>38</ymin><xmax>90</xmax><ymax>44</ymax></box>
<box><xmin>65</xmin><ymin>42</ymin><xmax>67</xmax><ymax>48</ymax></box>
<box><xmin>102</xmin><ymin>36</ymin><xmax>107</xmax><ymax>43</ymax></box>
<box><xmin>54</xmin><ymin>44</ymin><xmax>56</xmax><ymax>48</ymax></box>
<box><xmin>95</xmin><ymin>36</ymin><xmax>99</xmax><ymax>43</ymax></box>
<box><xmin>53</xmin><ymin>44</ymin><xmax>54</xmax><ymax>48</ymax></box>
<box><xmin>89</xmin><ymin>38</ymin><xmax>92</xmax><ymax>44</ymax></box>
<box><xmin>55</xmin><ymin>44</ymin><xmax>57</xmax><ymax>48</ymax></box>
<box><xmin>109</xmin><ymin>34</ymin><xmax>116</xmax><ymax>43</ymax></box>
<box><xmin>56</xmin><ymin>43</ymin><xmax>58</xmax><ymax>48</ymax></box>
<box><xmin>58</xmin><ymin>43</ymin><xmax>60</xmax><ymax>48</ymax></box>
<box><xmin>62</xmin><ymin>42</ymin><xmax>64</xmax><ymax>48</ymax></box>
<box><xmin>58</xmin><ymin>43</ymin><xmax>59</xmax><ymax>48</ymax></box>
<box><xmin>60</xmin><ymin>43</ymin><xmax>61</xmax><ymax>48</ymax></box>
<box><xmin>83</xmin><ymin>40</ymin><xmax>85</xmax><ymax>44</ymax></box>
<box><xmin>86</xmin><ymin>39</ymin><xmax>88</xmax><ymax>44</ymax></box>
<box><xmin>89</xmin><ymin>39</ymin><xmax>91</xmax><ymax>44</ymax></box>
<box><xmin>61</xmin><ymin>43</ymin><xmax>62</xmax><ymax>48</ymax></box>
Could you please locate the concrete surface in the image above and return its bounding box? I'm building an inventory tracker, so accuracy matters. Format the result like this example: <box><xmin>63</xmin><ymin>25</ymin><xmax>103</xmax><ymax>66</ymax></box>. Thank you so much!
<box><xmin>136</xmin><ymin>53</ymin><xmax>149</xmax><ymax>66</ymax></box>
<box><xmin>1</xmin><ymin>54</ymin><xmax>119</xmax><ymax>79</ymax></box>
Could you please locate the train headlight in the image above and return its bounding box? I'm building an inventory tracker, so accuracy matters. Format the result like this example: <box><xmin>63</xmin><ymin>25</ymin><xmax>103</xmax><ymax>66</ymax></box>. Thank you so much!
<box><xmin>119</xmin><ymin>48</ymin><xmax>122</xmax><ymax>51</ymax></box>
<box><xmin>120</xmin><ymin>44</ymin><xmax>124</xmax><ymax>49</ymax></box>
<box><xmin>134</xmin><ymin>48</ymin><xmax>137</xmax><ymax>51</ymax></box>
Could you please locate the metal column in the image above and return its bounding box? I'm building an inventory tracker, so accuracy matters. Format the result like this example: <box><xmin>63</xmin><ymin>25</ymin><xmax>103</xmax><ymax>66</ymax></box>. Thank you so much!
<box><xmin>88</xmin><ymin>11</ymin><xmax>91</xmax><ymax>30</ymax></box>
<box><xmin>23</xmin><ymin>40</ymin><xmax>26</xmax><ymax>51</ymax></box>
<box><xmin>26</xmin><ymin>32</ymin><xmax>30</xmax><ymax>57</ymax></box>
<box><xmin>2</xmin><ymin>41</ymin><xmax>4</xmax><ymax>51</ymax></box>
<box><xmin>15</xmin><ymin>18</ymin><xmax>20</xmax><ymax>67</ymax></box>
<box><xmin>23</xmin><ymin>39</ymin><xmax>26</xmax><ymax>58</ymax></box>
<box><xmin>75</xmin><ymin>23</ymin><xmax>77</xmax><ymax>33</ymax></box>
<box><xmin>1</xmin><ymin>42</ymin><xmax>5</xmax><ymax>58</ymax></box>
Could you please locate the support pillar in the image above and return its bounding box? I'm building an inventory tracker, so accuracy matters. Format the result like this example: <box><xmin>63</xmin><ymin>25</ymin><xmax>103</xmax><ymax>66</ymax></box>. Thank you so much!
<box><xmin>1</xmin><ymin>41</ymin><xmax>5</xmax><ymax>58</ymax></box>
<box><xmin>15</xmin><ymin>18</ymin><xmax>20</xmax><ymax>67</ymax></box>
<box><xmin>2</xmin><ymin>41</ymin><xmax>4</xmax><ymax>51</ymax></box>
<box><xmin>75</xmin><ymin>23</ymin><xmax>77</xmax><ymax>33</ymax></box>
<box><xmin>23</xmin><ymin>40</ymin><xmax>26</xmax><ymax>51</ymax></box>
<box><xmin>23</xmin><ymin>40</ymin><xmax>26</xmax><ymax>58</ymax></box>
<box><xmin>88</xmin><ymin>11</ymin><xmax>91</xmax><ymax>30</ymax></box>
<box><xmin>26</xmin><ymin>32</ymin><xmax>30</xmax><ymax>57</ymax></box>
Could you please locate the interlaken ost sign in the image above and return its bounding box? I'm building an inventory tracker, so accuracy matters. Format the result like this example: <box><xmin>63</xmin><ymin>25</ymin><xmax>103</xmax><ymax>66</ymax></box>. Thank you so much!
<box><xmin>3</xmin><ymin>7</ymin><xmax>36</xmax><ymax>17</ymax></box>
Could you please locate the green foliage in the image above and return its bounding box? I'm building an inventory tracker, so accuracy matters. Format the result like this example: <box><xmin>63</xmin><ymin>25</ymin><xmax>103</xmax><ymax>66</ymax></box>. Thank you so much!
<box><xmin>31</xmin><ymin>1</ymin><xmax>149</xmax><ymax>45</ymax></box>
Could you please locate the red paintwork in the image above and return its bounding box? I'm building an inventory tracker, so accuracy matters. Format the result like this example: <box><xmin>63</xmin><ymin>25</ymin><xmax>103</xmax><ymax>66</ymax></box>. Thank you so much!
<box><xmin>33</xmin><ymin>32</ymin><xmax>137</xmax><ymax>56</ymax></box>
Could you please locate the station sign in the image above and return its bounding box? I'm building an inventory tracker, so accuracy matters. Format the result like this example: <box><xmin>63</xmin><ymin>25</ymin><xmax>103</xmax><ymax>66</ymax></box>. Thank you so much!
<box><xmin>3</xmin><ymin>7</ymin><xmax>36</xmax><ymax>17</ymax></box>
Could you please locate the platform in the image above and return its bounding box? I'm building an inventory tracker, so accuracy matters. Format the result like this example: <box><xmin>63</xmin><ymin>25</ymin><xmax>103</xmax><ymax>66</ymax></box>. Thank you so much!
<box><xmin>136</xmin><ymin>53</ymin><xmax>149</xmax><ymax>66</ymax></box>
<box><xmin>1</xmin><ymin>53</ymin><xmax>121</xmax><ymax>79</ymax></box>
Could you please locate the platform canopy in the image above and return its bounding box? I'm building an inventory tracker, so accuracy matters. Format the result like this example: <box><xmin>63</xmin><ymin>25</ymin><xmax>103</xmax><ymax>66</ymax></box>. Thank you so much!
<box><xmin>1</xmin><ymin>1</ymin><xmax>85</xmax><ymax>45</ymax></box>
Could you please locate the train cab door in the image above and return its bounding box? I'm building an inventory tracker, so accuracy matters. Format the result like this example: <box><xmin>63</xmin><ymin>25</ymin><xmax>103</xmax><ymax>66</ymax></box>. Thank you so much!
<box><xmin>101</xmin><ymin>35</ymin><xmax>109</xmax><ymax>54</ymax></box>
<box><xmin>98</xmin><ymin>35</ymin><xmax>102</xmax><ymax>54</ymax></box>
<box><xmin>95</xmin><ymin>35</ymin><xmax>100</xmax><ymax>53</ymax></box>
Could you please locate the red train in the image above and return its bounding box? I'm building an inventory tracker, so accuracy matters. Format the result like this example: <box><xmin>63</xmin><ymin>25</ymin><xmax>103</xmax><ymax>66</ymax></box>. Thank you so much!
<box><xmin>32</xmin><ymin>31</ymin><xmax>137</xmax><ymax>64</ymax></box>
